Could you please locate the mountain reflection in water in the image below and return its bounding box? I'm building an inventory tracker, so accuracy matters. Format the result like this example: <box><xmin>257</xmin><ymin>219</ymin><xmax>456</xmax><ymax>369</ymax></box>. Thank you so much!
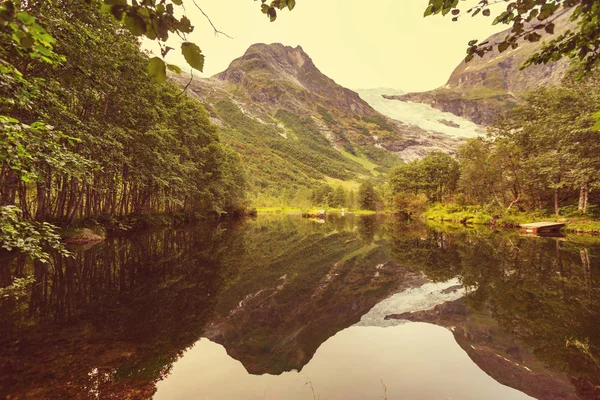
<box><xmin>0</xmin><ymin>214</ymin><xmax>598</xmax><ymax>399</ymax></box>
<box><xmin>154</xmin><ymin>324</ymin><xmax>531</xmax><ymax>400</ymax></box>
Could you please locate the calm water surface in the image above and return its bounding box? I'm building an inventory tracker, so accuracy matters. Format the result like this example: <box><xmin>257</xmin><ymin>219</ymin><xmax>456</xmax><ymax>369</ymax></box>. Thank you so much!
<box><xmin>1</xmin><ymin>215</ymin><xmax>599</xmax><ymax>399</ymax></box>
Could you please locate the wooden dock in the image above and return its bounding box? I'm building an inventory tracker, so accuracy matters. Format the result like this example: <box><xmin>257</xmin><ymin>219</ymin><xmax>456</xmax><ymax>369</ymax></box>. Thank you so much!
<box><xmin>520</xmin><ymin>222</ymin><xmax>565</xmax><ymax>235</ymax></box>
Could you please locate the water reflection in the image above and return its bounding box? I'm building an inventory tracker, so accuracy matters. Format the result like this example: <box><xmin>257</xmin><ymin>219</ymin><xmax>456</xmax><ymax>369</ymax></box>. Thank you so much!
<box><xmin>0</xmin><ymin>215</ymin><xmax>598</xmax><ymax>399</ymax></box>
<box><xmin>155</xmin><ymin>325</ymin><xmax>532</xmax><ymax>400</ymax></box>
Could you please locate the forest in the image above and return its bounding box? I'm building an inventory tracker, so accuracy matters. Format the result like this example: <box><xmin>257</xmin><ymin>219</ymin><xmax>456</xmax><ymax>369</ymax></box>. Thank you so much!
<box><xmin>1</xmin><ymin>1</ymin><xmax>247</xmax><ymax>259</ymax></box>
<box><xmin>388</xmin><ymin>73</ymin><xmax>600</xmax><ymax>227</ymax></box>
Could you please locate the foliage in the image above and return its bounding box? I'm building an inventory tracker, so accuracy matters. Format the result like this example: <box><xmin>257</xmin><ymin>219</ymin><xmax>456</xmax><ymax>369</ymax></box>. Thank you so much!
<box><xmin>0</xmin><ymin>0</ymin><xmax>296</xmax><ymax>82</ymax></box>
<box><xmin>259</xmin><ymin>0</ymin><xmax>296</xmax><ymax>22</ymax></box>
<box><xmin>0</xmin><ymin>3</ymin><xmax>248</xmax><ymax>241</ymax></box>
<box><xmin>389</xmin><ymin>151</ymin><xmax>459</xmax><ymax>202</ymax></box>
<box><xmin>212</xmin><ymin>100</ymin><xmax>376</xmax><ymax>207</ymax></box>
<box><xmin>0</xmin><ymin>205</ymin><xmax>70</xmax><ymax>262</ymax></box>
<box><xmin>360</xmin><ymin>115</ymin><xmax>395</xmax><ymax>133</ymax></box>
<box><xmin>0</xmin><ymin>1</ymin><xmax>64</xmax><ymax>65</ymax></box>
<box><xmin>329</xmin><ymin>186</ymin><xmax>347</xmax><ymax>208</ymax></box>
<box><xmin>389</xmin><ymin>79</ymin><xmax>600</xmax><ymax>220</ymax></box>
<box><xmin>486</xmin><ymin>81</ymin><xmax>600</xmax><ymax>214</ymax></box>
<box><xmin>0</xmin><ymin>274</ymin><xmax>35</xmax><ymax>299</ymax></box>
<box><xmin>0</xmin><ymin>116</ymin><xmax>94</xmax><ymax>185</ymax></box>
<box><xmin>424</xmin><ymin>0</ymin><xmax>600</xmax><ymax>74</ymax></box>
<box><xmin>390</xmin><ymin>192</ymin><xmax>428</xmax><ymax>217</ymax></box>
<box><xmin>358</xmin><ymin>180</ymin><xmax>378</xmax><ymax>211</ymax></box>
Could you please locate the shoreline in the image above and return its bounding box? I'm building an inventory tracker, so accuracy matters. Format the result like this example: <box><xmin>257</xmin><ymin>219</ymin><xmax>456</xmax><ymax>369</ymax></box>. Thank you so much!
<box><xmin>423</xmin><ymin>204</ymin><xmax>600</xmax><ymax>236</ymax></box>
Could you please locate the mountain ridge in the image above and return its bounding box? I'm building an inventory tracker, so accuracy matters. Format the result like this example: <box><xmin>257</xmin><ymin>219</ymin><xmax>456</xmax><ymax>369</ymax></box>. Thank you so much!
<box><xmin>170</xmin><ymin>43</ymin><xmax>486</xmax><ymax>200</ymax></box>
<box><xmin>172</xmin><ymin>43</ymin><xmax>419</xmax><ymax>200</ymax></box>
<box><xmin>385</xmin><ymin>10</ymin><xmax>575</xmax><ymax>125</ymax></box>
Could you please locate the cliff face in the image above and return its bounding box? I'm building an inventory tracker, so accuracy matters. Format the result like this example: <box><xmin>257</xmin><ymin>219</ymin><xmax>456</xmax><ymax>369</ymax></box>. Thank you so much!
<box><xmin>385</xmin><ymin>91</ymin><xmax>519</xmax><ymax>126</ymax></box>
<box><xmin>215</xmin><ymin>43</ymin><xmax>377</xmax><ymax>117</ymax></box>
<box><xmin>388</xmin><ymin>10</ymin><xmax>574</xmax><ymax>125</ymax></box>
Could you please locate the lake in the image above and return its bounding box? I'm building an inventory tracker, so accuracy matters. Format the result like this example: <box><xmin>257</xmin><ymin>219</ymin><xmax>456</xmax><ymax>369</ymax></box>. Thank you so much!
<box><xmin>1</xmin><ymin>214</ymin><xmax>599</xmax><ymax>399</ymax></box>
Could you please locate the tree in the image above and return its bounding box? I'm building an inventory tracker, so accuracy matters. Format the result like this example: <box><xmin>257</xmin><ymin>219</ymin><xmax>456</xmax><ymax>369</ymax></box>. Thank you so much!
<box><xmin>0</xmin><ymin>0</ymin><xmax>296</xmax><ymax>82</ymax></box>
<box><xmin>358</xmin><ymin>181</ymin><xmax>378</xmax><ymax>211</ymax></box>
<box><xmin>456</xmin><ymin>138</ymin><xmax>499</xmax><ymax>206</ymax></box>
<box><xmin>329</xmin><ymin>186</ymin><xmax>347</xmax><ymax>208</ymax></box>
<box><xmin>389</xmin><ymin>151</ymin><xmax>459</xmax><ymax>202</ymax></box>
<box><xmin>347</xmin><ymin>189</ymin><xmax>356</xmax><ymax>209</ymax></box>
<box><xmin>424</xmin><ymin>0</ymin><xmax>600</xmax><ymax>74</ymax></box>
<box><xmin>490</xmin><ymin>83</ymin><xmax>600</xmax><ymax>213</ymax></box>
<box><xmin>0</xmin><ymin>1</ymin><xmax>249</xmax><ymax>264</ymax></box>
<box><xmin>419</xmin><ymin>151</ymin><xmax>460</xmax><ymax>202</ymax></box>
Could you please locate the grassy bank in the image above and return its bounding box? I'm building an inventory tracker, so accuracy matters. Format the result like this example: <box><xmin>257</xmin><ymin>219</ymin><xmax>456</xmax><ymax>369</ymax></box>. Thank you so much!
<box><xmin>424</xmin><ymin>203</ymin><xmax>600</xmax><ymax>235</ymax></box>
<box><xmin>256</xmin><ymin>207</ymin><xmax>378</xmax><ymax>215</ymax></box>
<box><xmin>61</xmin><ymin>210</ymin><xmax>253</xmax><ymax>244</ymax></box>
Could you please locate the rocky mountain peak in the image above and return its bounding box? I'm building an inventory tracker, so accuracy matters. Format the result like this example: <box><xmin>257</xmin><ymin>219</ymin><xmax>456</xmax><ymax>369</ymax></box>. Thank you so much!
<box><xmin>214</xmin><ymin>43</ymin><xmax>316</xmax><ymax>87</ymax></box>
<box><xmin>213</xmin><ymin>43</ymin><xmax>377</xmax><ymax>116</ymax></box>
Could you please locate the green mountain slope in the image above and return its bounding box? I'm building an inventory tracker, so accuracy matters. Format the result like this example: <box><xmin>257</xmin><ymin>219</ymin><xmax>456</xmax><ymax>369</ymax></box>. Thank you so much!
<box><xmin>171</xmin><ymin>44</ymin><xmax>414</xmax><ymax>201</ymax></box>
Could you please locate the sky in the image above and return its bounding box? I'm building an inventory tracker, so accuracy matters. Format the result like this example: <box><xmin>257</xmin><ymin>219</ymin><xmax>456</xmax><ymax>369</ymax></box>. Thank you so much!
<box><xmin>144</xmin><ymin>0</ymin><xmax>505</xmax><ymax>93</ymax></box>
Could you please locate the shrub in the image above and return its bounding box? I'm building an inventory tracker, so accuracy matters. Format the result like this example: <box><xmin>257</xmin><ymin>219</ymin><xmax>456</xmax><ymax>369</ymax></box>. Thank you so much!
<box><xmin>391</xmin><ymin>193</ymin><xmax>428</xmax><ymax>217</ymax></box>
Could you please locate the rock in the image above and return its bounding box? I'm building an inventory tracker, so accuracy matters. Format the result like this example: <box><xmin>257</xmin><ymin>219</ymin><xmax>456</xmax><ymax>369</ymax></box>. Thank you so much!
<box><xmin>438</xmin><ymin>119</ymin><xmax>460</xmax><ymax>128</ymax></box>
<box><xmin>383</xmin><ymin>11</ymin><xmax>575</xmax><ymax>125</ymax></box>
<box><xmin>64</xmin><ymin>228</ymin><xmax>104</xmax><ymax>244</ymax></box>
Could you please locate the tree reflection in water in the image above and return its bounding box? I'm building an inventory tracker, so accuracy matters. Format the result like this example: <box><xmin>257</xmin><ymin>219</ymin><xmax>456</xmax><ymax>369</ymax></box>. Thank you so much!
<box><xmin>0</xmin><ymin>215</ymin><xmax>598</xmax><ymax>399</ymax></box>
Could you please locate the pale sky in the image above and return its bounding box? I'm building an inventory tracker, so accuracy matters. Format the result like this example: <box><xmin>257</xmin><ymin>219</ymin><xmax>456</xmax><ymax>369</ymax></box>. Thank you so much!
<box><xmin>145</xmin><ymin>0</ymin><xmax>505</xmax><ymax>93</ymax></box>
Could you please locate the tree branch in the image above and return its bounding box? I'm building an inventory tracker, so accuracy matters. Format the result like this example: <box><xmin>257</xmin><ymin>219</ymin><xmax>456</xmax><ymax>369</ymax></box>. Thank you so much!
<box><xmin>190</xmin><ymin>0</ymin><xmax>233</xmax><ymax>39</ymax></box>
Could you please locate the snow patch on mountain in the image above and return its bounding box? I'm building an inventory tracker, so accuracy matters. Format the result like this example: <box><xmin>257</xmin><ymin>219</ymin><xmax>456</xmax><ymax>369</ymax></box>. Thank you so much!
<box><xmin>355</xmin><ymin>88</ymin><xmax>485</xmax><ymax>139</ymax></box>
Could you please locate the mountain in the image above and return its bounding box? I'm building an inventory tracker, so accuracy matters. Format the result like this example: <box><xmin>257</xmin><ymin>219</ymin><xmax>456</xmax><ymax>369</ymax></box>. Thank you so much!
<box><xmin>171</xmin><ymin>44</ymin><xmax>420</xmax><ymax>199</ymax></box>
<box><xmin>214</xmin><ymin>43</ymin><xmax>377</xmax><ymax>118</ymax></box>
<box><xmin>204</xmin><ymin>220</ymin><xmax>426</xmax><ymax>375</ymax></box>
<box><xmin>384</xmin><ymin>10</ymin><xmax>574</xmax><ymax>125</ymax></box>
<box><xmin>386</xmin><ymin>298</ymin><xmax>578</xmax><ymax>400</ymax></box>
<box><xmin>172</xmin><ymin>43</ymin><xmax>496</xmax><ymax>201</ymax></box>
<box><xmin>356</xmin><ymin>88</ymin><xmax>486</xmax><ymax>159</ymax></box>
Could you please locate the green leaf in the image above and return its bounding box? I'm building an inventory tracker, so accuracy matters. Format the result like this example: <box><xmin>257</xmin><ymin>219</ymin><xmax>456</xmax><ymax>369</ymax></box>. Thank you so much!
<box><xmin>498</xmin><ymin>42</ymin><xmax>510</xmax><ymax>53</ymax></box>
<box><xmin>20</xmin><ymin>36</ymin><xmax>34</xmax><ymax>48</ymax></box>
<box><xmin>110</xmin><ymin>5</ymin><xmax>125</xmax><ymax>20</ymax></box>
<box><xmin>181</xmin><ymin>42</ymin><xmax>205</xmax><ymax>72</ymax></box>
<box><xmin>125</xmin><ymin>13</ymin><xmax>146</xmax><ymax>35</ymax></box>
<box><xmin>148</xmin><ymin>56</ymin><xmax>166</xmax><ymax>82</ymax></box>
<box><xmin>172</xmin><ymin>0</ymin><xmax>183</xmax><ymax>4</ymax></box>
<box><xmin>167</xmin><ymin>63</ymin><xmax>181</xmax><ymax>73</ymax></box>
<box><xmin>16</xmin><ymin>12</ymin><xmax>34</xmax><ymax>25</ymax></box>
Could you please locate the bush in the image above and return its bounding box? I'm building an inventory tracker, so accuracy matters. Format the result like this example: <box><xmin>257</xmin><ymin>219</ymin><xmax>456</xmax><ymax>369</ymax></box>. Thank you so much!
<box><xmin>391</xmin><ymin>193</ymin><xmax>428</xmax><ymax>217</ymax></box>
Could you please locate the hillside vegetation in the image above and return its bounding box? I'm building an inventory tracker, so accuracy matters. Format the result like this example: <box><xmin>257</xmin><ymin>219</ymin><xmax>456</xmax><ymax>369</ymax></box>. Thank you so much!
<box><xmin>173</xmin><ymin>43</ymin><xmax>407</xmax><ymax>207</ymax></box>
<box><xmin>0</xmin><ymin>2</ymin><xmax>247</xmax><ymax>259</ymax></box>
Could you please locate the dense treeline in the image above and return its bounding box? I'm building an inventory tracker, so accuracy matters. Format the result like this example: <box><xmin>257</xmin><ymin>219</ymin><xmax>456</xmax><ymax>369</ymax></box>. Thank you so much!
<box><xmin>0</xmin><ymin>2</ymin><xmax>246</xmax><ymax>229</ymax></box>
<box><xmin>251</xmin><ymin>180</ymin><xmax>381</xmax><ymax>211</ymax></box>
<box><xmin>389</xmin><ymin>73</ymin><xmax>600</xmax><ymax>218</ymax></box>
